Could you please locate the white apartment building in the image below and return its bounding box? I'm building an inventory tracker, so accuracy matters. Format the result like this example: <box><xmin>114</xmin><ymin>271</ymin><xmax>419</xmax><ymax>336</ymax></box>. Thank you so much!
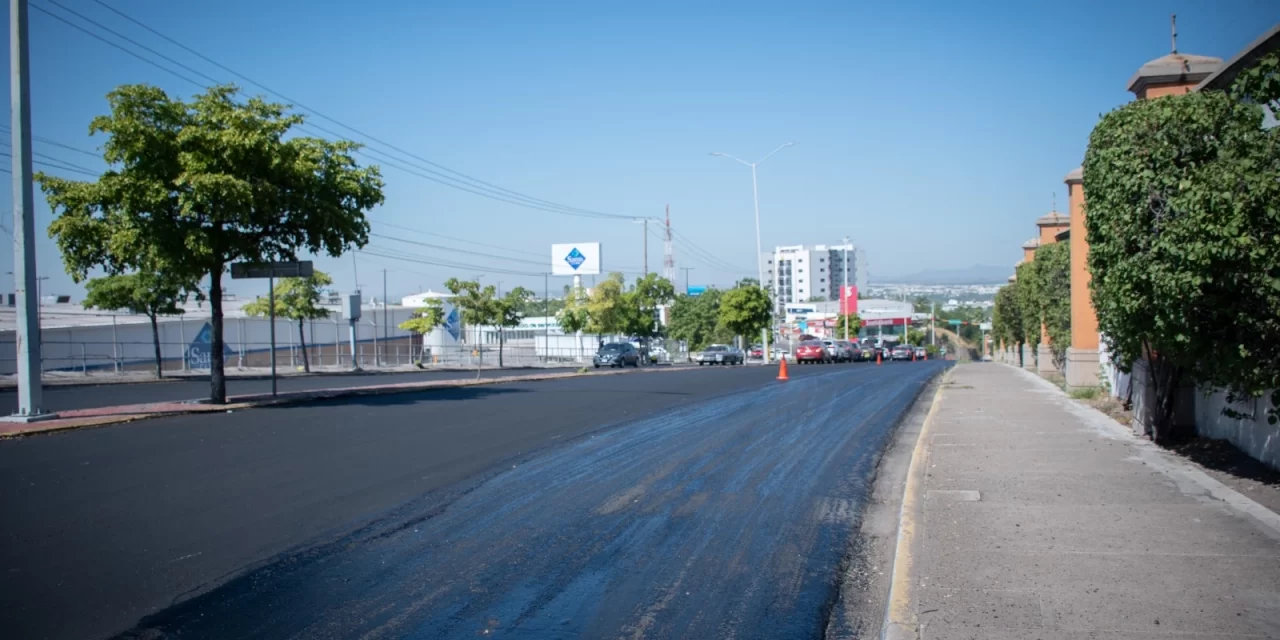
<box><xmin>762</xmin><ymin>243</ymin><xmax>867</xmax><ymax>313</ymax></box>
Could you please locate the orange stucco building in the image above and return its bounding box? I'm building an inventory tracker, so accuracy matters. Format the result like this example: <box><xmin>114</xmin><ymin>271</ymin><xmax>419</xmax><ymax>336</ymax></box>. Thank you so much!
<box><xmin>1060</xmin><ymin>35</ymin><xmax>1222</xmax><ymax>390</ymax></box>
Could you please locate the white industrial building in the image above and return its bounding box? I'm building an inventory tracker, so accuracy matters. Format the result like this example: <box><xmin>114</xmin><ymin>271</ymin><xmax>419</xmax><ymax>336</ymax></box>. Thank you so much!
<box><xmin>762</xmin><ymin>243</ymin><xmax>867</xmax><ymax>313</ymax></box>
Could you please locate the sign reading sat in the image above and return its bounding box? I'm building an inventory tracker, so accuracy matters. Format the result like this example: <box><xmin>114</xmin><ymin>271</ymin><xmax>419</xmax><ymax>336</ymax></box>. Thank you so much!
<box><xmin>551</xmin><ymin>243</ymin><xmax>602</xmax><ymax>276</ymax></box>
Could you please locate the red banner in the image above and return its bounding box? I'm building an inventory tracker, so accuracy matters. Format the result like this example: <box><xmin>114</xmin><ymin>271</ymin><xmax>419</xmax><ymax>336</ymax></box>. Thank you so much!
<box><xmin>840</xmin><ymin>285</ymin><xmax>858</xmax><ymax>316</ymax></box>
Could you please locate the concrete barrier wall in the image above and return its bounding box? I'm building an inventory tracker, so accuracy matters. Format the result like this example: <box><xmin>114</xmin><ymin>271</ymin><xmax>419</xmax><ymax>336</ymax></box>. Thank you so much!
<box><xmin>1195</xmin><ymin>388</ymin><xmax>1280</xmax><ymax>470</ymax></box>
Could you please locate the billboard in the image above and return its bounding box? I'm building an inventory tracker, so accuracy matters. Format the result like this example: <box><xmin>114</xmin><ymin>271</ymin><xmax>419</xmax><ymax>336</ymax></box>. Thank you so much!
<box><xmin>551</xmin><ymin>242</ymin><xmax>602</xmax><ymax>276</ymax></box>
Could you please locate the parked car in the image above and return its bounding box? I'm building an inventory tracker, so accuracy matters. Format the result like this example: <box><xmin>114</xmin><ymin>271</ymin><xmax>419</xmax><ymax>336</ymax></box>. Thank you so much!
<box><xmin>829</xmin><ymin>340</ymin><xmax>860</xmax><ymax>360</ymax></box>
<box><xmin>795</xmin><ymin>340</ymin><xmax>829</xmax><ymax>364</ymax></box>
<box><xmin>649</xmin><ymin>346</ymin><xmax>670</xmax><ymax>364</ymax></box>
<box><xmin>821</xmin><ymin>340</ymin><xmax>843</xmax><ymax>362</ymax></box>
<box><xmin>842</xmin><ymin>340</ymin><xmax>865</xmax><ymax>362</ymax></box>
<box><xmin>594</xmin><ymin>342</ymin><xmax>641</xmax><ymax>368</ymax></box>
<box><xmin>695</xmin><ymin>344</ymin><xmax>744</xmax><ymax>366</ymax></box>
<box><xmin>891</xmin><ymin>344</ymin><xmax>914</xmax><ymax>361</ymax></box>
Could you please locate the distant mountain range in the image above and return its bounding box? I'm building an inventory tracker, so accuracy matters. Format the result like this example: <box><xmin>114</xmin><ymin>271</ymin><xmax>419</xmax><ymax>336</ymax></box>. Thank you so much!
<box><xmin>874</xmin><ymin>264</ymin><xmax>1011</xmax><ymax>285</ymax></box>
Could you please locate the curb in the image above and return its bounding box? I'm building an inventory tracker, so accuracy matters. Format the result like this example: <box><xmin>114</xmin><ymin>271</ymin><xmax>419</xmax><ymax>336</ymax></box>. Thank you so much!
<box><xmin>0</xmin><ymin>365</ymin><xmax>690</xmax><ymax>439</ymax></box>
<box><xmin>881</xmin><ymin>369</ymin><xmax>950</xmax><ymax>640</ymax></box>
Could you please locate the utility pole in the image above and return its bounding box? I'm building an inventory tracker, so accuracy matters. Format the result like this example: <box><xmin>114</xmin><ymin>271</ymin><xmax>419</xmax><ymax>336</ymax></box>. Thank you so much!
<box><xmin>642</xmin><ymin>218</ymin><xmax>648</xmax><ymax>275</ymax></box>
<box><xmin>8</xmin><ymin>0</ymin><xmax>48</xmax><ymax>419</ymax></box>
<box><xmin>663</xmin><ymin>205</ymin><xmax>675</xmax><ymax>287</ymax></box>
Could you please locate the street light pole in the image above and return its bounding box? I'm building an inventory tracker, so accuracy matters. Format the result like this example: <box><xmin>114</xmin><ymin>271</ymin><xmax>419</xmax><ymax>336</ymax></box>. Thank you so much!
<box><xmin>711</xmin><ymin>141</ymin><xmax>795</xmax><ymax>365</ymax></box>
<box><xmin>842</xmin><ymin>235</ymin><xmax>850</xmax><ymax>341</ymax></box>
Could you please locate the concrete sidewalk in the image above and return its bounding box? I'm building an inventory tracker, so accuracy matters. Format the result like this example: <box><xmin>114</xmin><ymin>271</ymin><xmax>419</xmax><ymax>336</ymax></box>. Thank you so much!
<box><xmin>888</xmin><ymin>364</ymin><xmax>1280</xmax><ymax>639</ymax></box>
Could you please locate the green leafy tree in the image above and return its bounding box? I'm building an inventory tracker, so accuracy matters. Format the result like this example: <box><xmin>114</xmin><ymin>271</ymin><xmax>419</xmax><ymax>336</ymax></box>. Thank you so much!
<box><xmin>1083</xmin><ymin>53</ymin><xmax>1280</xmax><ymax>441</ymax></box>
<box><xmin>493</xmin><ymin>286</ymin><xmax>534</xmax><ymax>367</ymax></box>
<box><xmin>1031</xmin><ymin>242</ymin><xmax>1070</xmax><ymax>369</ymax></box>
<box><xmin>444</xmin><ymin>278</ymin><xmax>497</xmax><ymax>373</ymax></box>
<box><xmin>399</xmin><ymin>299</ymin><xmax>446</xmax><ymax>362</ymax></box>
<box><xmin>586</xmin><ymin>272</ymin><xmax>628</xmax><ymax>338</ymax></box>
<box><xmin>906</xmin><ymin>327</ymin><xmax>925</xmax><ymax>346</ymax></box>
<box><xmin>832</xmin><ymin>312</ymin><xmax>861</xmax><ymax>340</ymax></box>
<box><xmin>557</xmin><ymin>285</ymin><xmax>591</xmax><ymax>358</ymax></box>
<box><xmin>243</xmin><ymin>271</ymin><xmax>334</xmax><ymax>373</ymax></box>
<box><xmin>39</xmin><ymin>84</ymin><xmax>384</xmax><ymax>403</ymax></box>
<box><xmin>992</xmin><ymin>282</ymin><xmax>1024</xmax><ymax>365</ymax></box>
<box><xmin>1014</xmin><ymin>261</ymin><xmax>1040</xmax><ymax>364</ymax></box>
<box><xmin>718</xmin><ymin>286</ymin><xmax>772</xmax><ymax>347</ymax></box>
<box><xmin>667</xmin><ymin>290</ymin><xmax>727</xmax><ymax>353</ymax></box>
<box><xmin>82</xmin><ymin>271</ymin><xmax>195</xmax><ymax>379</ymax></box>
<box><xmin>621</xmin><ymin>273</ymin><xmax>676</xmax><ymax>350</ymax></box>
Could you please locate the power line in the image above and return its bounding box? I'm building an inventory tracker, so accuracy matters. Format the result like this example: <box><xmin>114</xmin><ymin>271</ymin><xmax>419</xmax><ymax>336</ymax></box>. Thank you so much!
<box><xmin>0</xmin><ymin>152</ymin><xmax>98</xmax><ymax>177</ymax></box>
<box><xmin>376</xmin><ymin>221</ymin><xmax>548</xmax><ymax>259</ymax></box>
<box><xmin>79</xmin><ymin>0</ymin><xmax>639</xmax><ymax>222</ymax></box>
<box><xmin>29</xmin><ymin>3</ymin><xmax>210</xmax><ymax>88</ymax></box>
<box><xmin>369</xmin><ymin>233</ymin><xmax>549</xmax><ymax>267</ymax></box>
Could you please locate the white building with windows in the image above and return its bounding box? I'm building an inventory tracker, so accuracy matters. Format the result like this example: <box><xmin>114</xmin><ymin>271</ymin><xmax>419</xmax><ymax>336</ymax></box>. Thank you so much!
<box><xmin>762</xmin><ymin>243</ymin><xmax>867</xmax><ymax>313</ymax></box>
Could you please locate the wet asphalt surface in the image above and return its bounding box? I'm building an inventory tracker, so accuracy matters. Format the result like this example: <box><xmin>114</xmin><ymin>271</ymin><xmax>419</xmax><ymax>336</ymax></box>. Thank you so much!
<box><xmin>0</xmin><ymin>367</ymin><xmax>579</xmax><ymax>413</ymax></box>
<box><xmin>0</xmin><ymin>360</ymin><xmax>947</xmax><ymax>640</ymax></box>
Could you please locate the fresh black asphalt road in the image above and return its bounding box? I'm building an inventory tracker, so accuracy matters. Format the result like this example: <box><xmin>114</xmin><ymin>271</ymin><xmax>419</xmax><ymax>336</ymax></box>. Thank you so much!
<box><xmin>0</xmin><ymin>360</ymin><xmax>948</xmax><ymax>640</ymax></box>
<box><xmin>0</xmin><ymin>367</ymin><xmax>581</xmax><ymax>413</ymax></box>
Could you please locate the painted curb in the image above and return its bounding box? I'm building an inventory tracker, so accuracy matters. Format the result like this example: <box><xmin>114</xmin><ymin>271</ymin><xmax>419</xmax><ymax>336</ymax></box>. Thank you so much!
<box><xmin>880</xmin><ymin>369</ymin><xmax>951</xmax><ymax>640</ymax></box>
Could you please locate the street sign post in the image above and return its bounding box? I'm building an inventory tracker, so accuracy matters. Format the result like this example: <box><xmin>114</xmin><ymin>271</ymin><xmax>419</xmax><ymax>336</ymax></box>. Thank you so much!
<box><xmin>230</xmin><ymin>261</ymin><xmax>315</xmax><ymax>396</ymax></box>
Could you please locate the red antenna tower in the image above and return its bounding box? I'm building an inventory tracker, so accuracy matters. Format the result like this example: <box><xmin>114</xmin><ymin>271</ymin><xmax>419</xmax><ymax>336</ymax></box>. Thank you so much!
<box><xmin>663</xmin><ymin>204</ymin><xmax>675</xmax><ymax>286</ymax></box>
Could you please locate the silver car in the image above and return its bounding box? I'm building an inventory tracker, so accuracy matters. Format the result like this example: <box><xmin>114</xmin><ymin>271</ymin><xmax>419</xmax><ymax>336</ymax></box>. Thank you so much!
<box><xmin>695</xmin><ymin>344</ymin><xmax>744</xmax><ymax>366</ymax></box>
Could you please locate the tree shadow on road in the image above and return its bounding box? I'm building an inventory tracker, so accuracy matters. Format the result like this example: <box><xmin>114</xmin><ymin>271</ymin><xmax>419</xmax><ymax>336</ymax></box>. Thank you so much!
<box><xmin>259</xmin><ymin>385</ymin><xmax>532</xmax><ymax>410</ymax></box>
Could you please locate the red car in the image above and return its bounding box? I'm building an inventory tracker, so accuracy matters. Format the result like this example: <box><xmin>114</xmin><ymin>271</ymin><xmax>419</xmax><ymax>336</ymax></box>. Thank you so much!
<box><xmin>794</xmin><ymin>340</ymin><xmax>829</xmax><ymax>364</ymax></box>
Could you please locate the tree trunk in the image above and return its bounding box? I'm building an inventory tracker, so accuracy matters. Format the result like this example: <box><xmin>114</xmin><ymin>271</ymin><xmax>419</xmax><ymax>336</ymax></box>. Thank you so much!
<box><xmin>299</xmin><ymin>319</ymin><xmax>311</xmax><ymax>373</ymax></box>
<box><xmin>210</xmin><ymin>265</ymin><xmax>227</xmax><ymax>404</ymax></box>
<box><xmin>1147</xmin><ymin>350</ymin><xmax>1186</xmax><ymax>445</ymax></box>
<box><xmin>149</xmin><ymin>313</ymin><xmax>163</xmax><ymax>379</ymax></box>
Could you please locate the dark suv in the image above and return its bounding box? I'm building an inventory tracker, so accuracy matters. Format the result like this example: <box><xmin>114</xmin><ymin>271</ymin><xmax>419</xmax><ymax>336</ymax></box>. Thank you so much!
<box><xmin>594</xmin><ymin>342</ymin><xmax>640</xmax><ymax>368</ymax></box>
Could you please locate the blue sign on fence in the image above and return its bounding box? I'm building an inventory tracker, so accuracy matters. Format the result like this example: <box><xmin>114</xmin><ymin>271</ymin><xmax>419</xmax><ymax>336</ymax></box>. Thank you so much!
<box><xmin>687</xmin><ymin>285</ymin><xmax>707</xmax><ymax>296</ymax></box>
<box><xmin>444</xmin><ymin>307</ymin><xmax>461</xmax><ymax>341</ymax></box>
<box><xmin>185</xmin><ymin>322</ymin><xmax>235</xmax><ymax>369</ymax></box>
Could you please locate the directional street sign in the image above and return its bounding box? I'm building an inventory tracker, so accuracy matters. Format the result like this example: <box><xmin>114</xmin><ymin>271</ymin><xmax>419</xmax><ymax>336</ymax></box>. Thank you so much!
<box><xmin>227</xmin><ymin>260</ymin><xmax>315</xmax><ymax>397</ymax></box>
<box><xmin>231</xmin><ymin>261</ymin><xmax>314</xmax><ymax>280</ymax></box>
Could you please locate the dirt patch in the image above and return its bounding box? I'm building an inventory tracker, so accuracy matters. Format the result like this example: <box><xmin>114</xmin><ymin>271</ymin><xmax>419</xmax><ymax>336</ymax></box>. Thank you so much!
<box><xmin>1079</xmin><ymin>393</ymin><xmax>1133</xmax><ymax>426</ymax></box>
<box><xmin>1169</xmin><ymin>437</ymin><xmax>1280</xmax><ymax>516</ymax></box>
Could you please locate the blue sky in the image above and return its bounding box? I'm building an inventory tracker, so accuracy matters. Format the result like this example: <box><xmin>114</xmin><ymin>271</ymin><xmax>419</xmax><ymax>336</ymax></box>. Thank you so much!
<box><xmin>3</xmin><ymin>0</ymin><xmax>1278</xmax><ymax>301</ymax></box>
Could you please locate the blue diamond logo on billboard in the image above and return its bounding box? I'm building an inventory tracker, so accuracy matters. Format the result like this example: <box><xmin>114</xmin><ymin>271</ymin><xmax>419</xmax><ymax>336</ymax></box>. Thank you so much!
<box><xmin>564</xmin><ymin>247</ymin><xmax>587</xmax><ymax>271</ymax></box>
<box><xmin>185</xmin><ymin>322</ymin><xmax>235</xmax><ymax>369</ymax></box>
<box><xmin>444</xmin><ymin>307</ymin><xmax>461</xmax><ymax>341</ymax></box>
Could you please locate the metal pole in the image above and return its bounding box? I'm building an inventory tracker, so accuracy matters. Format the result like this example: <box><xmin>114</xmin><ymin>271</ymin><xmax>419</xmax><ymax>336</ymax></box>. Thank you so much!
<box><xmin>751</xmin><ymin>163</ymin><xmax>770</xmax><ymax>365</ymax></box>
<box><xmin>843</xmin><ymin>236</ymin><xmax>850</xmax><ymax>341</ymax></box>
<box><xmin>111</xmin><ymin>314</ymin><xmax>119</xmax><ymax>372</ymax></box>
<box><xmin>544</xmin><ymin>273</ymin><xmax>549</xmax><ymax>362</ymax></box>
<box><xmin>268</xmin><ymin>274</ymin><xmax>277</xmax><ymax>396</ymax></box>
<box><xmin>10</xmin><ymin>0</ymin><xmax>45</xmax><ymax>417</ymax></box>
<box><xmin>382</xmin><ymin>269</ymin><xmax>388</xmax><ymax>367</ymax></box>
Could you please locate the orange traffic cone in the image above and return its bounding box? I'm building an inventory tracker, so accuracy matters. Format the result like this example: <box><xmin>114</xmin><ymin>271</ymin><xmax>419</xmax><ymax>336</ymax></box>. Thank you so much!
<box><xmin>776</xmin><ymin>356</ymin><xmax>789</xmax><ymax>381</ymax></box>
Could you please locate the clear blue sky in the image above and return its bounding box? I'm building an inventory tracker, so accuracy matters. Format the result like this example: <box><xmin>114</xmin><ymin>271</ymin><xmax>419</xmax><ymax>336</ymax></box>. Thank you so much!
<box><xmin>2</xmin><ymin>0</ymin><xmax>1277</xmax><ymax>302</ymax></box>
